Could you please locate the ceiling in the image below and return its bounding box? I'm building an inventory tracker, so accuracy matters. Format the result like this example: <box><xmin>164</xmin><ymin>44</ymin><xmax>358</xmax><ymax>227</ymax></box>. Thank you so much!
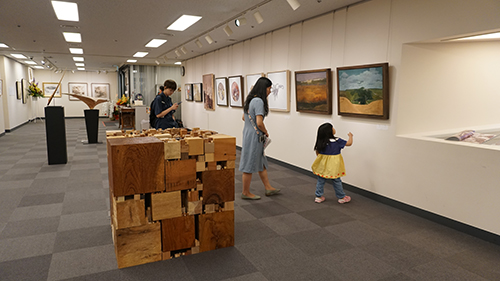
<box><xmin>0</xmin><ymin>0</ymin><xmax>366</xmax><ymax>73</ymax></box>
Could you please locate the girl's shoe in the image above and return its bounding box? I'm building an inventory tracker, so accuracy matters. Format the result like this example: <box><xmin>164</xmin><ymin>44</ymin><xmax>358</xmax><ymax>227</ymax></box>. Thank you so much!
<box><xmin>338</xmin><ymin>195</ymin><xmax>351</xmax><ymax>204</ymax></box>
<box><xmin>315</xmin><ymin>196</ymin><xmax>325</xmax><ymax>203</ymax></box>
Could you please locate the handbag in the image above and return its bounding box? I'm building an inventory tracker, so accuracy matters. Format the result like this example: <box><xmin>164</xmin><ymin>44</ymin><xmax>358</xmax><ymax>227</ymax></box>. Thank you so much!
<box><xmin>248</xmin><ymin>113</ymin><xmax>271</xmax><ymax>149</ymax></box>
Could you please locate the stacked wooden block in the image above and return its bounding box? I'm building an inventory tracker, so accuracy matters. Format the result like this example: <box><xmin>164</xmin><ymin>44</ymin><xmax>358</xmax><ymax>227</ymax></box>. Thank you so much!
<box><xmin>107</xmin><ymin>128</ymin><xmax>236</xmax><ymax>268</ymax></box>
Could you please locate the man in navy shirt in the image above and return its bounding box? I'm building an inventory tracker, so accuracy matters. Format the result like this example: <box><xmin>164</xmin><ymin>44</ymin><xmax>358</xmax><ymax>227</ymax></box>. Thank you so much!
<box><xmin>153</xmin><ymin>79</ymin><xmax>179</xmax><ymax>129</ymax></box>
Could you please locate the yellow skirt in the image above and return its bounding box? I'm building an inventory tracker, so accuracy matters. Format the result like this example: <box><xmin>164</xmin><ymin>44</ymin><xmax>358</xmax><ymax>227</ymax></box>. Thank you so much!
<box><xmin>311</xmin><ymin>154</ymin><xmax>346</xmax><ymax>179</ymax></box>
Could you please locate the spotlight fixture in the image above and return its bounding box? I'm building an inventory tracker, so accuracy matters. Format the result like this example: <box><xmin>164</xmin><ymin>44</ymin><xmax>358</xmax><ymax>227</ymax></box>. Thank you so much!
<box><xmin>175</xmin><ymin>49</ymin><xmax>181</xmax><ymax>57</ymax></box>
<box><xmin>155</xmin><ymin>60</ymin><xmax>160</xmax><ymax>65</ymax></box>
<box><xmin>195</xmin><ymin>39</ymin><xmax>203</xmax><ymax>48</ymax></box>
<box><xmin>205</xmin><ymin>34</ymin><xmax>214</xmax><ymax>44</ymax></box>
<box><xmin>286</xmin><ymin>0</ymin><xmax>301</xmax><ymax>10</ymax></box>
<box><xmin>223</xmin><ymin>25</ymin><xmax>233</xmax><ymax>36</ymax></box>
<box><xmin>235</xmin><ymin>17</ymin><xmax>247</xmax><ymax>27</ymax></box>
<box><xmin>180</xmin><ymin>46</ymin><xmax>188</xmax><ymax>54</ymax></box>
<box><xmin>253</xmin><ymin>11</ymin><xmax>264</xmax><ymax>24</ymax></box>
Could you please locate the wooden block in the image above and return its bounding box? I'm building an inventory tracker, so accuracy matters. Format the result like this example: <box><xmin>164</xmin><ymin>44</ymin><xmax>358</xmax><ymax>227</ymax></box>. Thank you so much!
<box><xmin>204</xmin><ymin>142</ymin><xmax>215</xmax><ymax>153</ymax></box>
<box><xmin>210</xmin><ymin>134</ymin><xmax>236</xmax><ymax>161</ymax></box>
<box><xmin>188</xmin><ymin>190</ymin><xmax>199</xmax><ymax>201</ymax></box>
<box><xmin>196</xmin><ymin>161</ymin><xmax>205</xmax><ymax>172</ymax></box>
<box><xmin>207</xmin><ymin>161</ymin><xmax>217</xmax><ymax>171</ymax></box>
<box><xmin>226</xmin><ymin>160</ymin><xmax>235</xmax><ymax>169</ymax></box>
<box><xmin>185</xmin><ymin>137</ymin><xmax>204</xmax><ymax>156</ymax></box>
<box><xmin>151</xmin><ymin>191</ymin><xmax>182</xmax><ymax>221</ymax></box>
<box><xmin>161</xmin><ymin>215</ymin><xmax>196</xmax><ymax>252</ymax></box>
<box><xmin>205</xmin><ymin>153</ymin><xmax>215</xmax><ymax>162</ymax></box>
<box><xmin>202</xmin><ymin>169</ymin><xmax>235</xmax><ymax>205</ymax></box>
<box><xmin>113</xmin><ymin>223</ymin><xmax>162</xmax><ymax>268</ymax></box>
<box><xmin>107</xmin><ymin>137</ymin><xmax>165</xmax><ymax>197</ymax></box>
<box><xmin>199</xmin><ymin>211</ymin><xmax>234</xmax><ymax>252</ymax></box>
<box><xmin>164</xmin><ymin>140</ymin><xmax>181</xmax><ymax>160</ymax></box>
<box><xmin>165</xmin><ymin>159</ymin><xmax>196</xmax><ymax>192</ymax></box>
<box><xmin>223</xmin><ymin>201</ymin><xmax>234</xmax><ymax>211</ymax></box>
<box><xmin>187</xmin><ymin>201</ymin><xmax>202</xmax><ymax>215</ymax></box>
<box><xmin>162</xmin><ymin>251</ymin><xmax>171</xmax><ymax>260</ymax></box>
<box><xmin>205</xmin><ymin>204</ymin><xmax>216</xmax><ymax>214</ymax></box>
<box><xmin>197</xmin><ymin>155</ymin><xmax>205</xmax><ymax>162</ymax></box>
<box><xmin>112</xmin><ymin>196</ymin><xmax>147</xmax><ymax>229</ymax></box>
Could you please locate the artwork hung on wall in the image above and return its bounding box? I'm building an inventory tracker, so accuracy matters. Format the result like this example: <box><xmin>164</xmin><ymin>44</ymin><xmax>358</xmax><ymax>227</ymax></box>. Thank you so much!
<box><xmin>43</xmin><ymin>82</ymin><xmax>62</xmax><ymax>98</ymax></box>
<box><xmin>185</xmin><ymin>83</ymin><xmax>193</xmax><ymax>101</ymax></box>
<box><xmin>246</xmin><ymin>73</ymin><xmax>264</xmax><ymax>97</ymax></box>
<box><xmin>228</xmin><ymin>75</ymin><xmax>244</xmax><ymax>107</ymax></box>
<box><xmin>91</xmin><ymin>83</ymin><xmax>110</xmax><ymax>100</ymax></box>
<box><xmin>295</xmin><ymin>68</ymin><xmax>332</xmax><ymax>115</ymax></box>
<box><xmin>28</xmin><ymin>68</ymin><xmax>34</xmax><ymax>82</ymax></box>
<box><xmin>215</xmin><ymin>77</ymin><xmax>228</xmax><ymax>106</ymax></box>
<box><xmin>21</xmin><ymin>79</ymin><xmax>28</xmax><ymax>104</ymax></box>
<box><xmin>0</xmin><ymin>79</ymin><xmax>3</xmax><ymax>97</ymax></box>
<box><xmin>16</xmin><ymin>81</ymin><xmax>22</xmax><ymax>100</ymax></box>
<box><xmin>337</xmin><ymin>62</ymin><xmax>389</xmax><ymax>119</ymax></box>
<box><xmin>266</xmin><ymin>70</ymin><xmax>290</xmax><ymax>112</ymax></box>
<box><xmin>203</xmin><ymin>73</ymin><xmax>215</xmax><ymax>111</ymax></box>
<box><xmin>193</xmin><ymin>83</ymin><xmax>203</xmax><ymax>102</ymax></box>
<box><xmin>68</xmin><ymin>83</ymin><xmax>88</xmax><ymax>101</ymax></box>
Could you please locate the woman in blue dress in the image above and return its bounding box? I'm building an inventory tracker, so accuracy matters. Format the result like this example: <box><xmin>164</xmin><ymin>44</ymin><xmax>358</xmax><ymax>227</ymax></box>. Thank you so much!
<box><xmin>239</xmin><ymin>77</ymin><xmax>280</xmax><ymax>200</ymax></box>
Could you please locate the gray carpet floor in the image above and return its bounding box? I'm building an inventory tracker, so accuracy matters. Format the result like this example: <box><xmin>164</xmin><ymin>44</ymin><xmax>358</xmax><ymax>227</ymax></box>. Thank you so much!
<box><xmin>0</xmin><ymin>118</ymin><xmax>499</xmax><ymax>280</ymax></box>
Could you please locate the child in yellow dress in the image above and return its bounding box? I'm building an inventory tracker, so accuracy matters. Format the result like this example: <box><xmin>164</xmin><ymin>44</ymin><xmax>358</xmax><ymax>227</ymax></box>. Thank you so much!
<box><xmin>311</xmin><ymin>123</ymin><xmax>353</xmax><ymax>203</ymax></box>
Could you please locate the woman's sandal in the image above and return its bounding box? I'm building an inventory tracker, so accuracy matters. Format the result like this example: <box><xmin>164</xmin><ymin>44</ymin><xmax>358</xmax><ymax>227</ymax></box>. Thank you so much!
<box><xmin>241</xmin><ymin>194</ymin><xmax>261</xmax><ymax>200</ymax></box>
<box><xmin>265</xmin><ymin>189</ymin><xmax>281</xmax><ymax>196</ymax></box>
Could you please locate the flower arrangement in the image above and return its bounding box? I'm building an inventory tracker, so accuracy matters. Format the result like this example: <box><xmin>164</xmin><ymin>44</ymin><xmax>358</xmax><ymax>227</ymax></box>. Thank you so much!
<box><xmin>27</xmin><ymin>79</ymin><xmax>43</xmax><ymax>98</ymax></box>
<box><xmin>116</xmin><ymin>94</ymin><xmax>129</xmax><ymax>106</ymax></box>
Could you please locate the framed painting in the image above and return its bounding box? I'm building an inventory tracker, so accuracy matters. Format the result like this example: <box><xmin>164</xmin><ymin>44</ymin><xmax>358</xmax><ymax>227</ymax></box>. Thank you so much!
<box><xmin>0</xmin><ymin>79</ymin><xmax>2</xmax><ymax>97</ymax></box>
<box><xmin>295</xmin><ymin>68</ymin><xmax>332</xmax><ymax>115</ymax></box>
<box><xmin>28</xmin><ymin>68</ymin><xmax>34</xmax><ymax>82</ymax></box>
<box><xmin>68</xmin><ymin>82</ymin><xmax>88</xmax><ymax>101</ymax></box>
<box><xmin>43</xmin><ymin>82</ymin><xmax>61</xmax><ymax>98</ymax></box>
<box><xmin>266</xmin><ymin>70</ymin><xmax>290</xmax><ymax>112</ymax></box>
<box><xmin>337</xmin><ymin>62</ymin><xmax>389</xmax><ymax>119</ymax></box>
<box><xmin>193</xmin><ymin>83</ymin><xmax>203</xmax><ymax>102</ymax></box>
<box><xmin>21</xmin><ymin>79</ymin><xmax>28</xmax><ymax>104</ymax></box>
<box><xmin>215</xmin><ymin>77</ymin><xmax>228</xmax><ymax>106</ymax></box>
<box><xmin>91</xmin><ymin>83</ymin><xmax>110</xmax><ymax>99</ymax></box>
<box><xmin>16</xmin><ymin>81</ymin><xmax>22</xmax><ymax>100</ymax></box>
<box><xmin>203</xmin><ymin>73</ymin><xmax>215</xmax><ymax>111</ymax></box>
<box><xmin>185</xmin><ymin>83</ymin><xmax>193</xmax><ymax>101</ymax></box>
<box><xmin>246</xmin><ymin>73</ymin><xmax>264</xmax><ymax>97</ymax></box>
<box><xmin>228</xmin><ymin>75</ymin><xmax>244</xmax><ymax>107</ymax></box>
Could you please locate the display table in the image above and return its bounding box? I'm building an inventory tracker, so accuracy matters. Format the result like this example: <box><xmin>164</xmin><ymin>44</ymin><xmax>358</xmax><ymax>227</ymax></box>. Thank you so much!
<box><xmin>119</xmin><ymin>107</ymin><xmax>135</xmax><ymax>130</ymax></box>
<box><xmin>106</xmin><ymin>128</ymin><xmax>235</xmax><ymax>268</ymax></box>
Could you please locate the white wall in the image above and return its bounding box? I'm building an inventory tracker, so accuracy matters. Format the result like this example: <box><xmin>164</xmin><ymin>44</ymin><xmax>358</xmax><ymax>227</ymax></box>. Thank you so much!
<box><xmin>181</xmin><ymin>0</ymin><xmax>500</xmax><ymax>236</ymax></box>
<box><xmin>1</xmin><ymin>56</ymin><xmax>31</xmax><ymax>131</ymax></box>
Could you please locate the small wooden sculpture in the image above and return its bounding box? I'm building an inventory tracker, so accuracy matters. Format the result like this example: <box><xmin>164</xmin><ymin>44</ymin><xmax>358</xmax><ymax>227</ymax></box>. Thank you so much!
<box><xmin>64</xmin><ymin>93</ymin><xmax>108</xmax><ymax>109</ymax></box>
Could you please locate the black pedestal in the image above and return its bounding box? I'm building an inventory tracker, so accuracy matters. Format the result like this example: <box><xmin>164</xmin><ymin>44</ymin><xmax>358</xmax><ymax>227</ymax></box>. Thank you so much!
<box><xmin>84</xmin><ymin>109</ymin><xmax>99</xmax><ymax>144</ymax></box>
<box><xmin>45</xmin><ymin>106</ymin><xmax>67</xmax><ymax>165</ymax></box>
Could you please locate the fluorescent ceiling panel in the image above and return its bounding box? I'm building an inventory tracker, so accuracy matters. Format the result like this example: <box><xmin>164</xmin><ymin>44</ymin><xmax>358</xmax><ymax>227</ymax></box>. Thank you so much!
<box><xmin>453</xmin><ymin>32</ymin><xmax>500</xmax><ymax>41</ymax></box>
<box><xmin>33</xmin><ymin>66</ymin><xmax>44</xmax><ymax>69</ymax></box>
<box><xmin>51</xmin><ymin>1</ymin><xmax>79</xmax><ymax>21</ymax></box>
<box><xmin>167</xmin><ymin>15</ymin><xmax>202</xmax><ymax>31</ymax></box>
<box><xmin>24</xmin><ymin>61</ymin><xmax>37</xmax><ymax>65</ymax></box>
<box><xmin>63</xmin><ymin>32</ymin><xmax>82</xmax><ymax>42</ymax></box>
<box><xmin>73</xmin><ymin>57</ymin><xmax>84</xmax><ymax>61</ymax></box>
<box><xmin>146</xmin><ymin>39</ymin><xmax>167</xmax><ymax>48</ymax></box>
<box><xmin>127</xmin><ymin>59</ymin><xmax>137</xmax><ymax>63</ymax></box>
<box><xmin>77</xmin><ymin>67</ymin><xmax>85</xmax><ymax>71</ymax></box>
<box><xmin>69</xmin><ymin>48</ymin><xmax>83</xmax><ymax>54</ymax></box>
<box><xmin>0</xmin><ymin>43</ymin><xmax>8</xmax><ymax>48</ymax></box>
<box><xmin>174</xmin><ymin>62</ymin><xmax>181</xmax><ymax>65</ymax></box>
<box><xmin>133</xmin><ymin>52</ymin><xmax>148</xmax><ymax>57</ymax></box>
<box><xmin>75</xmin><ymin>63</ymin><xmax>85</xmax><ymax>66</ymax></box>
<box><xmin>11</xmin><ymin>54</ymin><xmax>27</xmax><ymax>59</ymax></box>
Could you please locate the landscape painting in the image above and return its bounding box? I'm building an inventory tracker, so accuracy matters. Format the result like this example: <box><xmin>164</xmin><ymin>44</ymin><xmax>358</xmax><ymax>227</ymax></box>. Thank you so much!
<box><xmin>193</xmin><ymin>83</ymin><xmax>203</xmax><ymax>102</ymax></box>
<box><xmin>295</xmin><ymin>69</ymin><xmax>332</xmax><ymax>115</ymax></box>
<box><xmin>337</xmin><ymin>62</ymin><xmax>389</xmax><ymax>119</ymax></box>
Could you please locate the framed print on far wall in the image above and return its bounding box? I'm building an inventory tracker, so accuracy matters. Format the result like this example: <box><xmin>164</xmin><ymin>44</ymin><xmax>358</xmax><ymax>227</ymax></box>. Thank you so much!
<box><xmin>21</xmin><ymin>79</ymin><xmax>28</xmax><ymax>104</ymax></box>
<box><xmin>43</xmin><ymin>82</ymin><xmax>61</xmax><ymax>98</ymax></box>
<box><xmin>337</xmin><ymin>62</ymin><xmax>389</xmax><ymax>119</ymax></box>
<box><xmin>185</xmin><ymin>83</ymin><xmax>193</xmax><ymax>101</ymax></box>
<box><xmin>228</xmin><ymin>75</ymin><xmax>244</xmax><ymax>108</ymax></box>
<box><xmin>193</xmin><ymin>83</ymin><xmax>203</xmax><ymax>102</ymax></box>
<box><xmin>295</xmin><ymin>68</ymin><xmax>332</xmax><ymax>115</ymax></box>
<box><xmin>68</xmin><ymin>82</ymin><xmax>88</xmax><ymax>101</ymax></box>
<box><xmin>246</xmin><ymin>73</ymin><xmax>264</xmax><ymax>97</ymax></box>
<box><xmin>215</xmin><ymin>77</ymin><xmax>228</xmax><ymax>106</ymax></box>
<box><xmin>203</xmin><ymin>73</ymin><xmax>215</xmax><ymax>111</ymax></box>
<box><xmin>0</xmin><ymin>79</ymin><xmax>3</xmax><ymax>97</ymax></box>
<box><xmin>267</xmin><ymin>70</ymin><xmax>290</xmax><ymax>112</ymax></box>
<box><xmin>91</xmin><ymin>83</ymin><xmax>110</xmax><ymax>100</ymax></box>
<box><xmin>16</xmin><ymin>81</ymin><xmax>22</xmax><ymax>100</ymax></box>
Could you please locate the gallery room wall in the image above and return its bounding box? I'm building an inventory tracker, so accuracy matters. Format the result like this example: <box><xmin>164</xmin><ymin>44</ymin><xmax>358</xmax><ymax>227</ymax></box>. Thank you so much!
<box><xmin>181</xmin><ymin>0</ymin><xmax>500</xmax><ymax>237</ymax></box>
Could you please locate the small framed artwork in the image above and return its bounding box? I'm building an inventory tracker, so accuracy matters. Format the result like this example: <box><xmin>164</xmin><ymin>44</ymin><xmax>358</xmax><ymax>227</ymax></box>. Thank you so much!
<box><xmin>21</xmin><ymin>79</ymin><xmax>28</xmax><ymax>104</ymax></box>
<box><xmin>203</xmin><ymin>73</ymin><xmax>215</xmax><ymax>111</ymax></box>
<box><xmin>68</xmin><ymin>82</ymin><xmax>88</xmax><ymax>101</ymax></box>
<box><xmin>193</xmin><ymin>83</ymin><xmax>203</xmax><ymax>102</ymax></box>
<box><xmin>0</xmin><ymin>79</ymin><xmax>3</xmax><ymax>97</ymax></box>
<box><xmin>185</xmin><ymin>83</ymin><xmax>193</xmax><ymax>101</ymax></box>
<box><xmin>267</xmin><ymin>70</ymin><xmax>290</xmax><ymax>112</ymax></box>
<box><xmin>246</xmin><ymin>73</ymin><xmax>264</xmax><ymax>97</ymax></box>
<box><xmin>16</xmin><ymin>81</ymin><xmax>22</xmax><ymax>100</ymax></box>
<box><xmin>337</xmin><ymin>62</ymin><xmax>389</xmax><ymax>119</ymax></box>
<box><xmin>228</xmin><ymin>75</ymin><xmax>244</xmax><ymax>107</ymax></box>
<box><xmin>295</xmin><ymin>68</ymin><xmax>332</xmax><ymax>115</ymax></box>
<box><xmin>28</xmin><ymin>68</ymin><xmax>34</xmax><ymax>82</ymax></box>
<box><xmin>43</xmin><ymin>82</ymin><xmax>62</xmax><ymax>98</ymax></box>
<box><xmin>215</xmin><ymin>77</ymin><xmax>228</xmax><ymax>106</ymax></box>
<box><xmin>91</xmin><ymin>83</ymin><xmax>110</xmax><ymax>99</ymax></box>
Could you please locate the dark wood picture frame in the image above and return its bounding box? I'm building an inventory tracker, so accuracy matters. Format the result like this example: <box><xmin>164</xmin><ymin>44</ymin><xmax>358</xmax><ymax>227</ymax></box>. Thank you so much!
<box><xmin>203</xmin><ymin>73</ymin><xmax>215</xmax><ymax>111</ymax></box>
<box><xmin>336</xmin><ymin>62</ymin><xmax>389</xmax><ymax>119</ymax></box>
<box><xmin>295</xmin><ymin>68</ymin><xmax>332</xmax><ymax>115</ymax></box>
<box><xmin>228</xmin><ymin>75</ymin><xmax>244</xmax><ymax>108</ymax></box>
<box><xmin>215</xmin><ymin>77</ymin><xmax>229</xmax><ymax>107</ymax></box>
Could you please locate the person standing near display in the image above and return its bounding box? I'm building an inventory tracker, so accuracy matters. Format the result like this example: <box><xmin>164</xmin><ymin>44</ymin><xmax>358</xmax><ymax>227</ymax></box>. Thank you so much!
<box><xmin>239</xmin><ymin>77</ymin><xmax>280</xmax><ymax>200</ymax></box>
<box><xmin>153</xmin><ymin>79</ymin><xmax>179</xmax><ymax>129</ymax></box>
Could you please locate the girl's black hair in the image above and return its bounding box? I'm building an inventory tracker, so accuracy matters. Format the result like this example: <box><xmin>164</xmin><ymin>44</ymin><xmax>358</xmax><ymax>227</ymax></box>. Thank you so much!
<box><xmin>243</xmin><ymin>77</ymin><xmax>272</xmax><ymax>116</ymax></box>
<box><xmin>159</xmin><ymin>85</ymin><xmax>164</xmax><ymax>92</ymax></box>
<box><xmin>314</xmin><ymin>123</ymin><xmax>336</xmax><ymax>152</ymax></box>
<box><xmin>163</xmin><ymin>79</ymin><xmax>177</xmax><ymax>91</ymax></box>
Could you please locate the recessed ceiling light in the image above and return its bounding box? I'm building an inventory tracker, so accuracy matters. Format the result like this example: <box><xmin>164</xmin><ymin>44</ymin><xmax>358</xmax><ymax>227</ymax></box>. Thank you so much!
<box><xmin>174</xmin><ymin>62</ymin><xmax>181</xmax><ymax>65</ymax></box>
<box><xmin>63</xmin><ymin>32</ymin><xmax>82</xmax><ymax>43</ymax></box>
<box><xmin>69</xmin><ymin>48</ymin><xmax>83</xmax><ymax>54</ymax></box>
<box><xmin>450</xmin><ymin>31</ymin><xmax>500</xmax><ymax>41</ymax></box>
<box><xmin>73</xmin><ymin>57</ymin><xmax>84</xmax><ymax>61</ymax></box>
<box><xmin>127</xmin><ymin>59</ymin><xmax>137</xmax><ymax>63</ymax></box>
<box><xmin>33</xmin><ymin>66</ymin><xmax>44</xmax><ymax>69</ymax></box>
<box><xmin>24</xmin><ymin>61</ymin><xmax>37</xmax><ymax>65</ymax></box>
<box><xmin>167</xmin><ymin>15</ymin><xmax>202</xmax><ymax>31</ymax></box>
<box><xmin>145</xmin><ymin>39</ymin><xmax>167</xmax><ymax>48</ymax></box>
<box><xmin>75</xmin><ymin>63</ymin><xmax>85</xmax><ymax>66</ymax></box>
<box><xmin>52</xmin><ymin>1</ymin><xmax>79</xmax><ymax>21</ymax></box>
<box><xmin>133</xmin><ymin>52</ymin><xmax>148</xmax><ymax>57</ymax></box>
<box><xmin>11</xmin><ymin>54</ymin><xmax>27</xmax><ymax>59</ymax></box>
<box><xmin>77</xmin><ymin>67</ymin><xmax>85</xmax><ymax>71</ymax></box>
<box><xmin>0</xmin><ymin>43</ymin><xmax>9</xmax><ymax>48</ymax></box>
